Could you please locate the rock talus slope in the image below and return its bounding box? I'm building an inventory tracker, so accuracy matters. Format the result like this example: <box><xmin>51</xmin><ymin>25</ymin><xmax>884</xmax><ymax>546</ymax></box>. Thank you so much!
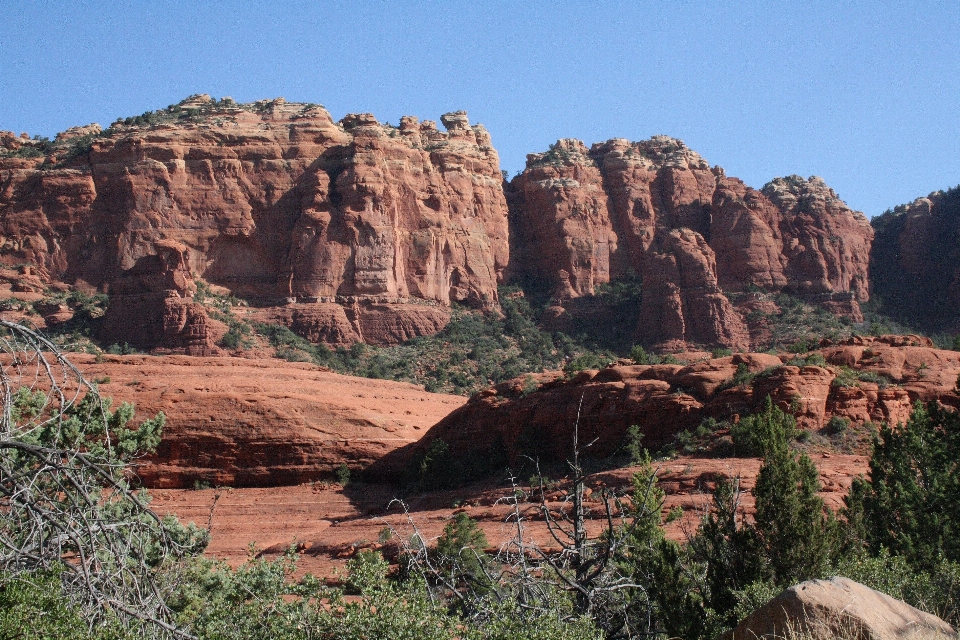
<box><xmin>509</xmin><ymin>137</ymin><xmax>874</xmax><ymax>349</ymax></box>
<box><xmin>0</xmin><ymin>96</ymin><xmax>509</xmax><ymax>348</ymax></box>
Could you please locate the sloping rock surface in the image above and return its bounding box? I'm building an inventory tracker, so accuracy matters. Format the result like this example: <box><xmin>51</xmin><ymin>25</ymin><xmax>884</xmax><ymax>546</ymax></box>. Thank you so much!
<box><xmin>70</xmin><ymin>354</ymin><xmax>465</xmax><ymax>488</ymax></box>
<box><xmin>724</xmin><ymin>576</ymin><xmax>954</xmax><ymax>640</ymax></box>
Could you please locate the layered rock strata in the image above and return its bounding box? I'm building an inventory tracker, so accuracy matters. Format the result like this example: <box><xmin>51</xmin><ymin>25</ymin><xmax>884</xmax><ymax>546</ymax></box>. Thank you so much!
<box><xmin>70</xmin><ymin>354</ymin><xmax>467</xmax><ymax>488</ymax></box>
<box><xmin>508</xmin><ymin>136</ymin><xmax>874</xmax><ymax>349</ymax></box>
<box><xmin>0</xmin><ymin>96</ymin><xmax>509</xmax><ymax>349</ymax></box>
<box><xmin>404</xmin><ymin>335</ymin><xmax>957</xmax><ymax>468</ymax></box>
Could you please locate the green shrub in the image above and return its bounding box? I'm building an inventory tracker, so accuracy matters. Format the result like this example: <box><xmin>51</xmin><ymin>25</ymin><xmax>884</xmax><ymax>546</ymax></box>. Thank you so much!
<box><xmin>731</xmin><ymin>396</ymin><xmax>798</xmax><ymax>457</ymax></box>
<box><xmin>0</xmin><ymin>570</ymin><xmax>133</xmax><ymax>639</ymax></box>
<box><xmin>345</xmin><ymin>549</ymin><xmax>390</xmax><ymax>595</ymax></box>
<box><xmin>824</xmin><ymin>415</ymin><xmax>850</xmax><ymax>436</ymax></box>
<box><xmin>752</xmin><ymin>407</ymin><xmax>838</xmax><ymax>587</ymax></box>
<box><xmin>845</xmin><ymin>401</ymin><xmax>960</xmax><ymax>569</ymax></box>
<box><xmin>630</xmin><ymin>345</ymin><xmax>648</xmax><ymax>364</ymax></box>
<box><xmin>718</xmin><ymin>362</ymin><xmax>762</xmax><ymax>392</ymax></box>
<box><xmin>787</xmin><ymin>339</ymin><xmax>812</xmax><ymax>353</ymax></box>
<box><xmin>219</xmin><ymin>327</ymin><xmax>242</xmax><ymax>349</ymax></box>
<box><xmin>564</xmin><ymin>352</ymin><xmax>606</xmax><ymax>374</ymax></box>
<box><xmin>434</xmin><ymin>513</ymin><xmax>489</xmax><ymax>581</ymax></box>
<box><xmin>624</xmin><ymin>424</ymin><xmax>646</xmax><ymax>465</ymax></box>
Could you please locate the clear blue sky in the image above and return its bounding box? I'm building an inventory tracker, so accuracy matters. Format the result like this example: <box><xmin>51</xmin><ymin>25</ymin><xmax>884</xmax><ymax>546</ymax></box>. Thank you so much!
<box><xmin>2</xmin><ymin>1</ymin><xmax>958</xmax><ymax>218</ymax></box>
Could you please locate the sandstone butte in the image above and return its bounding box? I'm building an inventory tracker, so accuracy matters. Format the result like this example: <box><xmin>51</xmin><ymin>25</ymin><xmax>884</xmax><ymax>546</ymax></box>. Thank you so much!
<box><xmin>0</xmin><ymin>96</ymin><xmax>509</xmax><ymax>352</ymax></box>
<box><xmin>1</xmin><ymin>95</ymin><xmax>876</xmax><ymax>353</ymax></box>
<box><xmin>508</xmin><ymin>137</ymin><xmax>874</xmax><ymax>351</ymax></box>
<box><xmin>871</xmin><ymin>186</ymin><xmax>960</xmax><ymax>334</ymax></box>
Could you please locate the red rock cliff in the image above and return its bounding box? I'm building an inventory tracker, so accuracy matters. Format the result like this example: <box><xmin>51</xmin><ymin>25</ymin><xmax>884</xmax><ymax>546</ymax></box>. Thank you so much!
<box><xmin>509</xmin><ymin>136</ymin><xmax>874</xmax><ymax>350</ymax></box>
<box><xmin>0</xmin><ymin>96</ymin><xmax>509</xmax><ymax>348</ymax></box>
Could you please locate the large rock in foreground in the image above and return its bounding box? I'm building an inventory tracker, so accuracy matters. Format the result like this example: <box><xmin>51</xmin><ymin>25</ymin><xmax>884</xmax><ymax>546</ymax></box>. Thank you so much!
<box><xmin>725</xmin><ymin>577</ymin><xmax>954</xmax><ymax>640</ymax></box>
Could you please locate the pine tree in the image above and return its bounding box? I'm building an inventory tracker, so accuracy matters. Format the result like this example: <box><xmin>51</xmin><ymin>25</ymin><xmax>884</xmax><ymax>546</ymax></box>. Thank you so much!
<box><xmin>847</xmin><ymin>401</ymin><xmax>960</xmax><ymax>569</ymax></box>
<box><xmin>751</xmin><ymin>399</ymin><xmax>837</xmax><ymax>586</ymax></box>
<box><xmin>690</xmin><ymin>476</ymin><xmax>767</xmax><ymax>627</ymax></box>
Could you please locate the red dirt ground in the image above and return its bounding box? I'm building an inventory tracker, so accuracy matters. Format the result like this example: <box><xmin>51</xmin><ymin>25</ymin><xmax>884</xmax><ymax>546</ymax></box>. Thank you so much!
<box><xmin>150</xmin><ymin>452</ymin><xmax>868</xmax><ymax>578</ymax></box>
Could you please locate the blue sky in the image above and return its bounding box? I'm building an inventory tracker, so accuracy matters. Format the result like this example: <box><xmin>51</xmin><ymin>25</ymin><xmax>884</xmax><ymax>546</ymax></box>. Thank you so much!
<box><xmin>2</xmin><ymin>1</ymin><xmax>958</xmax><ymax>218</ymax></box>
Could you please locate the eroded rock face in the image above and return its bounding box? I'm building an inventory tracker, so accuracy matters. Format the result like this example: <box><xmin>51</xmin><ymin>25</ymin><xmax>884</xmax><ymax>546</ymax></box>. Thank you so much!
<box><xmin>0</xmin><ymin>97</ymin><xmax>509</xmax><ymax>349</ymax></box>
<box><xmin>71</xmin><ymin>354</ymin><xmax>467</xmax><ymax>488</ymax></box>
<box><xmin>404</xmin><ymin>335</ymin><xmax>959</xmax><ymax>468</ymax></box>
<box><xmin>871</xmin><ymin>188</ymin><xmax>960</xmax><ymax>334</ymax></box>
<box><xmin>724</xmin><ymin>576</ymin><xmax>953</xmax><ymax>640</ymax></box>
<box><xmin>509</xmin><ymin>136</ymin><xmax>874</xmax><ymax>349</ymax></box>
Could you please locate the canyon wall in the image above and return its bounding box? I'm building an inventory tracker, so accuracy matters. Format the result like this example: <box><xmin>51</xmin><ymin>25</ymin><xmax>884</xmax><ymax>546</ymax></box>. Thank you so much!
<box><xmin>508</xmin><ymin>136</ymin><xmax>874</xmax><ymax>350</ymax></box>
<box><xmin>1</xmin><ymin>98</ymin><xmax>879</xmax><ymax>352</ymax></box>
<box><xmin>0</xmin><ymin>96</ymin><xmax>509</xmax><ymax>349</ymax></box>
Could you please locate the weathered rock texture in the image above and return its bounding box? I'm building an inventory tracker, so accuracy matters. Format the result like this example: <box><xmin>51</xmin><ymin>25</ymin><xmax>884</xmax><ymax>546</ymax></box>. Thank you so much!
<box><xmin>508</xmin><ymin>136</ymin><xmax>874</xmax><ymax>349</ymax></box>
<box><xmin>0</xmin><ymin>96</ymin><xmax>509</xmax><ymax>349</ymax></box>
<box><xmin>400</xmin><ymin>335</ymin><xmax>959</xmax><ymax>468</ymax></box>
<box><xmin>70</xmin><ymin>354</ymin><xmax>466</xmax><ymax>488</ymax></box>
<box><xmin>871</xmin><ymin>186</ymin><xmax>960</xmax><ymax>334</ymax></box>
<box><xmin>724</xmin><ymin>576</ymin><xmax>954</xmax><ymax>640</ymax></box>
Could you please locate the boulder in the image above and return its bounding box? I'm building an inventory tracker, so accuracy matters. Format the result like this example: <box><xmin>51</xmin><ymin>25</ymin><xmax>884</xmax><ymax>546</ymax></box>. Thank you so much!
<box><xmin>724</xmin><ymin>577</ymin><xmax>954</xmax><ymax>640</ymax></box>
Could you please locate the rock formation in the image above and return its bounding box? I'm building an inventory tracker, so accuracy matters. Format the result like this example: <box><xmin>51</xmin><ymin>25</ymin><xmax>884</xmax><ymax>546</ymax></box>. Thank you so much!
<box><xmin>403</xmin><ymin>335</ymin><xmax>958</xmax><ymax>468</ymax></box>
<box><xmin>1</xmin><ymin>98</ymin><xmax>882</xmax><ymax>353</ymax></box>
<box><xmin>724</xmin><ymin>576</ymin><xmax>953</xmax><ymax>640</ymax></box>
<box><xmin>508</xmin><ymin>136</ymin><xmax>874</xmax><ymax>349</ymax></box>
<box><xmin>0</xmin><ymin>96</ymin><xmax>509</xmax><ymax>349</ymax></box>
<box><xmin>70</xmin><ymin>353</ymin><xmax>466</xmax><ymax>488</ymax></box>
<box><xmin>871</xmin><ymin>186</ymin><xmax>960</xmax><ymax>334</ymax></box>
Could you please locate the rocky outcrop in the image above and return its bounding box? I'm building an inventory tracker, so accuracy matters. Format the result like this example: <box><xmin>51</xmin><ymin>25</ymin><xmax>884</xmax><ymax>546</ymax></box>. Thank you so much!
<box><xmin>724</xmin><ymin>576</ymin><xmax>954</xmax><ymax>640</ymax></box>
<box><xmin>871</xmin><ymin>187</ymin><xmax>960</xmax><ymax>333</ymax></box>
<box><xmin>70</xmin><ymin>353</ymin><xmax>466</xmax><ymax>488</ymax></box>
<box><xmin>509</xmin><ymin>136</ymin><xmax>874</xmax><ymax>349</ymax></box>
<box><xmin>100</xmin><ymin>240</ymin><xmax>213</xmax><ymax>354</ymax></box>
<box><xmin>403</xmin><ymin>336</ymin><xmax>959</xmax><ymax>468</ymax></box>
<box><xmin>0</xmin><ymin>96</ymin><xmax>509</xmax><ymax>350</ymax></box>
<box><xmin>638</xmin><ymin>228</ymin><xmax>750</xmax><ymax>350</ymax></box>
